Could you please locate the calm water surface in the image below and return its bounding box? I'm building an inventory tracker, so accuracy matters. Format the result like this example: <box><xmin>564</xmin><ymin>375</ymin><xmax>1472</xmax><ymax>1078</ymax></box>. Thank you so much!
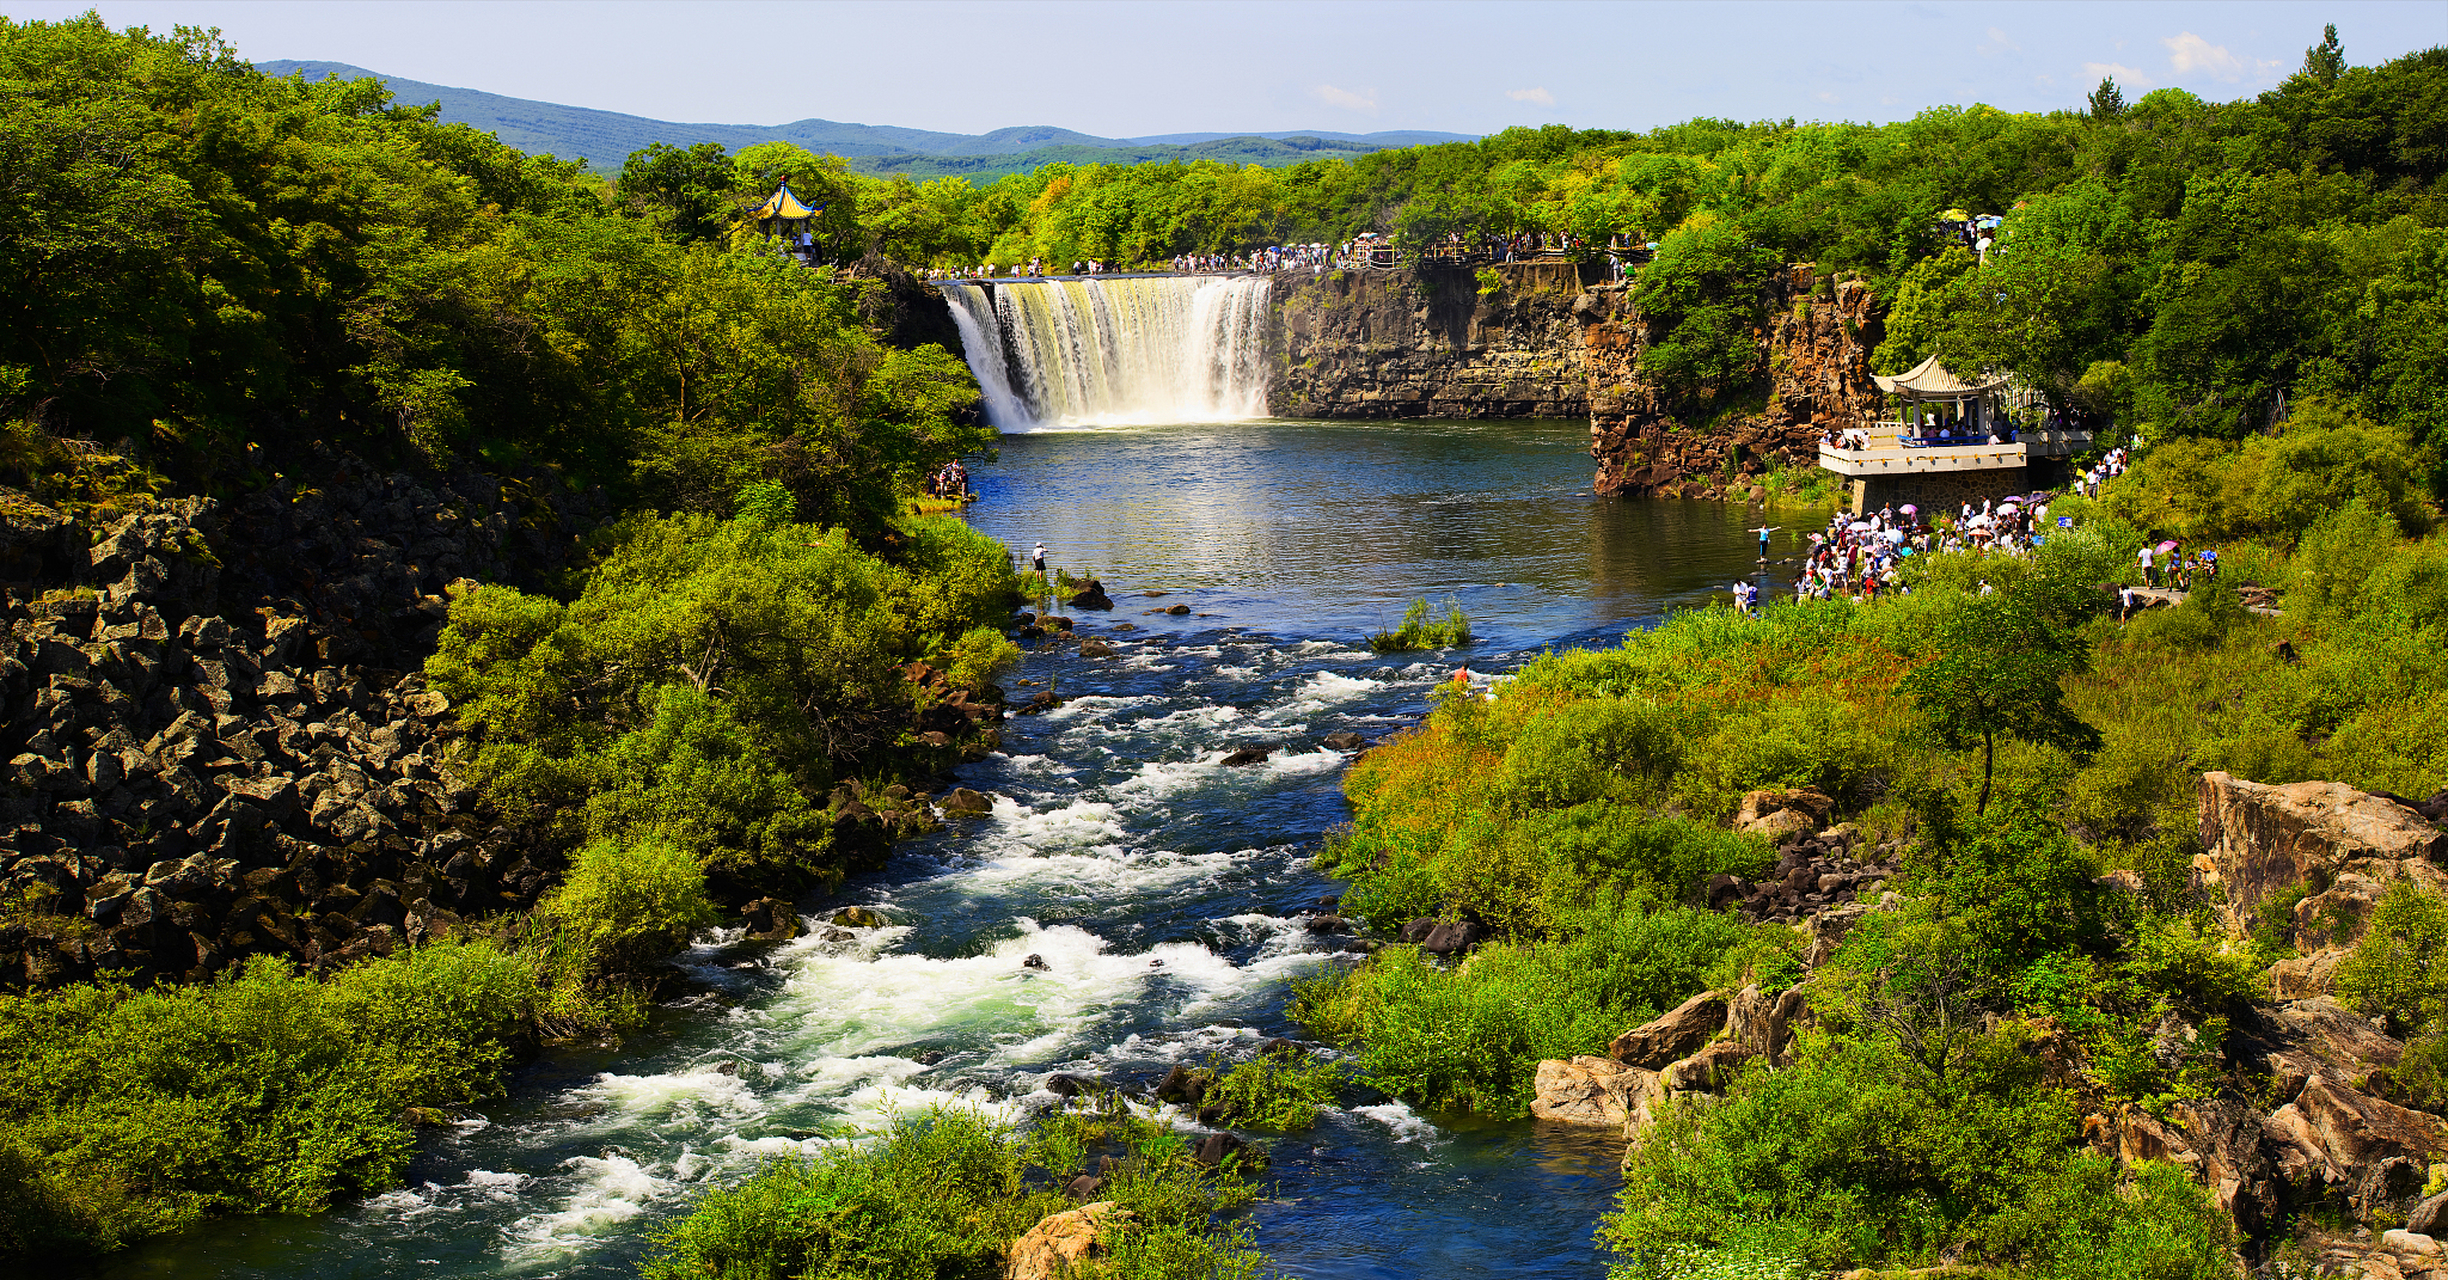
<box><xmin>103</xmin><ymin>418</ymin><xmax>1794</xmax><ymax>1280</ymax></box>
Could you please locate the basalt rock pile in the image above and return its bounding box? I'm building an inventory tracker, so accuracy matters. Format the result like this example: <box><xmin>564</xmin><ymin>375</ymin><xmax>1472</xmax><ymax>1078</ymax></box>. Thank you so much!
<box><xmin>0</xmin><ymin>459</ymin><xmax>601</xmax><ymax>989</ymax></box>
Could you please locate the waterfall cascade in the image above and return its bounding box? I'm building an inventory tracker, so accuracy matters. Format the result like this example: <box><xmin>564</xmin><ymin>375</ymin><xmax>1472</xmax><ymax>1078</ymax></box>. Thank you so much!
<box><xmin>939</xmin><ymin>276</ymin><xmax>1273</xmax><ymax>429</ymax></box>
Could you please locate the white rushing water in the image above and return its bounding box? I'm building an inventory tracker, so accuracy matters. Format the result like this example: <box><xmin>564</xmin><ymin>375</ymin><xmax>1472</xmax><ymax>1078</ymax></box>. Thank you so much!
<box><xmin>939</xmin><ymin>276</ymin><xmax>1273</xmax><ymax>429</ymax></box>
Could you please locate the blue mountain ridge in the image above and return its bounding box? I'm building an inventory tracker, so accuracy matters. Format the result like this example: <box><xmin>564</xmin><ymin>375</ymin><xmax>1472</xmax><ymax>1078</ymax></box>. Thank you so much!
<box><xmin>257</xmin><ymin>61</ymin><xmax>1475</xmax><ymax>177</ymax></box>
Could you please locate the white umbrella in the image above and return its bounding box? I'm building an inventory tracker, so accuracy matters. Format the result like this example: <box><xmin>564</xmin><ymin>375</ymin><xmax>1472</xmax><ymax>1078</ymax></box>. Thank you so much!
<box><xmin>1849</xmin><ymin>521</ymin><xmax>1874</xmax><ymax>533</ymax></box>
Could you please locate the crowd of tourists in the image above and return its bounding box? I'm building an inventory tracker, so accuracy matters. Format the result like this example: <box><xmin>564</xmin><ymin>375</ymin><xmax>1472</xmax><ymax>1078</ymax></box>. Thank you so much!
<box><xmin>1753</xmin><ymin>494</ymin><xmax>2063</xmax><ymax>605</ymax></box>
<box><xmin>925</xmin><ymin>460</ymin><xmax>970</xmax><ymax>499</ymax></box>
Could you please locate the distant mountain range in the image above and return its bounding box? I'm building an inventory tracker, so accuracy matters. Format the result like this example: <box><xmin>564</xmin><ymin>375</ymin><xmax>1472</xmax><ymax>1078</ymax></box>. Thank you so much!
<box><xmin>258</xmin><ymin>61</ymin><xmax>1475</xmax><ymax>178</ymax></box>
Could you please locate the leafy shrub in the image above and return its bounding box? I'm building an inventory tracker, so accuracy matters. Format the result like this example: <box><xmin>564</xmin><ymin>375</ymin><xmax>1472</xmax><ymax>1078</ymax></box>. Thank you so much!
<box><xmin>640</xmin><ymin>1104</ymin><xmax>1264</xmax><ymax>1280</ymax></box>
<box><xmin>1202</xmin><ymin>1047</ymin><xmax>1351</xmax><ymax>1130</ymax></box>
<box><xmin>1677</xmin><ymin>692</ymin><xmax>1887</xmax><ymax>817</ymax></box>
<box><xmin>2338</xmin><ymin>880</ymin><xmax>2448</xmax><ymax>1108</ymax></box>
<box><xmin>1499</xmin><ymin>698</ymin><xmax>1689</xmax><ymax>809</ymax></box>
<box><xmin>1295</xmin><ymin>902</ymin><xmax>1774</xmax><ymax>1117</ymax></box>
<box><xmin>536</xmin><ymin>835</ymin><xmax>718</xmax><ymax>979</ymax></box>
<box><xmin>1369</xmin><ymin>596</ymin><xmax>1472</xmax><ymax>652</ymax></box>
<box><xmin>934</xmin><ymin>625</ymin><xmax>1020</xmax><ymax>689</ymax></box>
<box><xmin>0</xmin><ymin>944</ymin><xmax>538</xmax><ymax>1260</ymax></box>
<box><xmin>431</xmin><ymin>512</ymin><xmax>1016</xmax><ymax>898</ymax></box>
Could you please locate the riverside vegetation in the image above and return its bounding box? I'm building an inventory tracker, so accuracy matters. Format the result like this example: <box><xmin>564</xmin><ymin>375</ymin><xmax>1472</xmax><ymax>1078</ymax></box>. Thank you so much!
<box><xmin>1291</xmin><ymin>402</ymin><xmax>2448</xmax><ymax>1273</ymax></box>
<box><xmin>0</xmin><ymin>15</ymin><xmax>1048</xmax><ymax>1263</ymax></box>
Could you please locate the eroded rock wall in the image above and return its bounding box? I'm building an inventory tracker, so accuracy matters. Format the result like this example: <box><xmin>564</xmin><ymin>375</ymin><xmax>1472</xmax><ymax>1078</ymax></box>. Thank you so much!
<box><xmin>0</xmin><ymin>460</ymin><xmax>605</xmax><ymax>988</ymax></box>
<box><xmin>1585</xmin><ymin>266</ymin><xmax>1885</xmax><ymax>499</ymax></box>
<box><xmin>1269</xmin><ymin>261</ymin><xmax>1599</xmax><ymax>419</ymax></box>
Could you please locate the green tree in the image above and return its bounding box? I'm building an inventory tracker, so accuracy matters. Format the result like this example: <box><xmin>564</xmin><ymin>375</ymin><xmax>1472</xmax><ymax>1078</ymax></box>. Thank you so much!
<box><xmin>618</xmin><ymin>141</ymin><xmax>738</xmax><ymax>243</ymax></box>
<box><xmin>1902</xmin><ymin>594</ymin><xmax>2102</xmax><ymax>814</ymax></box>
<box><xmin>2088</xmin><ymin>76</ymin><xmax>2127</xmax><ymax>120</ymax></box>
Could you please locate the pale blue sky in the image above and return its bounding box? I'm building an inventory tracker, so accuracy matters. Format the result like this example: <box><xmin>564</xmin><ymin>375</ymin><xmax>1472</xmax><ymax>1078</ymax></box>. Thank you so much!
<box><xmin>8</xmin><ymin>0</ymin><xmax>2442</xmax><ymax>137</ymax></box>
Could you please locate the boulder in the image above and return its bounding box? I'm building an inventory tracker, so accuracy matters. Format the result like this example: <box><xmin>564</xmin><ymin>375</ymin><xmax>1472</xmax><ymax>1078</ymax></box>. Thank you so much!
<box><xmin>2411</xmin><ymin>1190</ymin><xmax>2448</xmax><ymax>1238</ymax></box>
<box><xmin>1220</xmin><ymin>745</ymin><xmax>1271</xmax><ymax>767</ymax></box>
<box><xmin>2197</xmin><ymin>771</ymin><xmax>2448</xmax><ymax>945</ymax></box>
<box><xmin>2267</xmin><ymin>950</ymin><xmax>2347</xmax><ymax>1001</ymax></box>
<box><xmin>1154</xmin><ymin>1064</ymin><xmax>1214</xmax><ymax>1106</ymax></box>
<box><xmin>1733</xmin><ymin>788</ymin><xmax>1834</xmax><ymax>839</ymax></box>
<box><xmin>1005</xmin><ymin>1202</ymin><xmax>1130</xmax><ymax>1280</ymax></box>
<box><xmin>739</xmin><ymin>897</ymin><xmax>802</xmax><ymax>942</ymax></box>
<box><xmin>1607</xmin><ymin>992</ymin><xmax>1728</xmax><ymax>1068</ymax></box>
<box><xmin>1166</xmin><ymin>604</ymin><xmax>1191</xmax><ymax>616</ymax></box>
<box><xmin>1071</xmin><ymin>580</ymin><xmax>1115</xmax><ymax>611</ymax></box>
<box><xmin>1323</xmin><ymin>731</ymin><xmax>1366</xmax><ymax>751</ymax></box>
<box><xmin>830</xmin><ymin>906</ymin><xmax>887</xmax><ymax>929</ymax></box>
<box><xmin>1660</xmin><ymin>1039</ymin><xmax>1755</xmax><ymax>1093</ymax></box>
<box><xmin>1044</xmin><ymin>1073</ymin><xmax>1103</xmax><ymax>1098</ymax></box>
<box><xmin>941</xmin><ymin>787</ymin><xmax>995</xmax><ymax>815</ymax></box>
<box><xmin>1531</xmin><ymin>1055</ymin><xmax>1656</xmax><ymax>1127</ymax></box>
<box><xmin>1190</xmin><ymin>1132</ymin><xmax>1253</xmax><ymax>1168</ymax></box>
<box><xmin>1078</xmin><ymin>638</ymin><xmax>1116</xmax><ymax>658</ymax></box>
<box><xmin>2263</xmin><ymin>1072</ymin><xmax>2446</xmax><ymax>1216</ymax></box>
<box><xmin>1415</xmin><ymin>920</ymin><xmax>1484</xmax><ymax>955</ymax></box>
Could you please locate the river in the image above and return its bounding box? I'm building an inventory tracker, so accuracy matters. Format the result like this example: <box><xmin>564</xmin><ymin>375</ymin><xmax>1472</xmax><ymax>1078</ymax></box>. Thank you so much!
<box><xmin>99</xmin><ymin>416</ymin><xmax>1789</xmax><ymax>1280</ymax></box>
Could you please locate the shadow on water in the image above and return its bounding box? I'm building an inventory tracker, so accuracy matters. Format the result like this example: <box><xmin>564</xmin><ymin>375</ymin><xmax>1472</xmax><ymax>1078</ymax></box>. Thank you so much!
<box><xmin>95</xmin><ymin>418</ymin><xmax>1807</xmax><ymax>1280</ymax></box>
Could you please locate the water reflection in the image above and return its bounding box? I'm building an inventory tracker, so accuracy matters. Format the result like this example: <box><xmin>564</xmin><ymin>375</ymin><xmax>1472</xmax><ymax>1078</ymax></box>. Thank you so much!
<box><xmin>965</xmin><ymin>419</ymin><xmax>1788</xmax><ymax>651</ymax></box>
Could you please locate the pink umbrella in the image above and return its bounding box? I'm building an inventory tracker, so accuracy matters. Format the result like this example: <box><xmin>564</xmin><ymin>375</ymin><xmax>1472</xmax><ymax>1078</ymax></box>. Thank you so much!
<box><xmin>1899</xmin><ymin>504</ymin><xmax>1918</xmax><ymax>515</ymax></box>
<box><xmin>2157</xmin><ymin>540</ymin><xmax>2179</xmax><ymax>552</ymax></box>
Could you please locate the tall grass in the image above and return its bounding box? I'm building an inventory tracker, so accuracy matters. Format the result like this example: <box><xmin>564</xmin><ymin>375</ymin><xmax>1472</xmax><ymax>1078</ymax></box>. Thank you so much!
<box><xmin>1369</xmin><ymin>596</ymin><xmax>1473</xmax><ymax>653</ymax></box>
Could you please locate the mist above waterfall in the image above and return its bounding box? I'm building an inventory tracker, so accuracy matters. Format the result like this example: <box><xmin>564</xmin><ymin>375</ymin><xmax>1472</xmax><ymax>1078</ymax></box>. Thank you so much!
<box><xmin>940</xmin><ymin>276</ymin><xmax>1272</xmax><ymax>430</ymax></box>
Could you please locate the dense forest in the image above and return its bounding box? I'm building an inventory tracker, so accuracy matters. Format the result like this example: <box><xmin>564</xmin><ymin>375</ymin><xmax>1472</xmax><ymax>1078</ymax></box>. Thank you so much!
<box><xmin>5</xmin><ymin>9</ymin><xmax>2448</xmax><ymax>1276</ymax></box>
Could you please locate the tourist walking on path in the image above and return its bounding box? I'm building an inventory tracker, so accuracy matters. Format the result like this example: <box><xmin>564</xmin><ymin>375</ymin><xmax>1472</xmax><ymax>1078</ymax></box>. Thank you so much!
<box><xmin>2138</xmin><ymin>543</ymin><xmax>2156</xmax><ymax>587</ymax></box>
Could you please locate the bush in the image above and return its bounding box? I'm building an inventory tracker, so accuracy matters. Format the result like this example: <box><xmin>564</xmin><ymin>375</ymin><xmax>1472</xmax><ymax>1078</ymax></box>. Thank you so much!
<box><xmin>640</xmin><ymin>1104</ymin><xmax>1264</xmax><ymax>1280</ymax></box>
<box><xmin>1369</xmin><ymin>596</ymin><xmax>1472</xmax><ymax>652</ymax></box>
<box><xmin>430</xmin><ymin>512</ymin><xmax>1017</xmax><ymax>898</ymax></box>
<box><xmin>1202</xmin><ymin>1047</ymin><xmax>1351</xmax><ymax>1130</ymax></box>
<box><xmin>0</xmin><ymin>944</ymin><xmax>539</xmax><ymax>1260</ymax></box>
<box><xmin>2338</xmin><ymin>880</ymin><xmax>2448</xmax><ymax>1108</ymax></box>
<box><xmin>1605</xmin><ymin>1031</ymin><xmax>2079</xmax><ymax>1272</ymax></box>
<box><xmin>1499</xmin><ymin>698</ymin><xmax>1689</xmax><ymax>809</ymax></box>
<box><xmin>1294</xmin><ymin>902</ymin><xmax>1774</xmax><ymax>1117</ymax></box>
<box><xmin>536</xmin><ymin>835</ymin><xmax>718</xmax><ymax>978</ymax></box>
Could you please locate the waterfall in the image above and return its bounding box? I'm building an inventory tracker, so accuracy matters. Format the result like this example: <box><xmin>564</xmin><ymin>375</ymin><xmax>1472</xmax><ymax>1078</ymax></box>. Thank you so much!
<box><xmin>937</xmin><ymin>276</ymin><xmax>1273</xmax><ymax>429</ymax></box>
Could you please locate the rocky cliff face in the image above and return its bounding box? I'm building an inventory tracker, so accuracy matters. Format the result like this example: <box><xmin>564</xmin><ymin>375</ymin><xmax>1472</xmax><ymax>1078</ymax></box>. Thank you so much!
<box><xmin>0</xmin><ymin>461</ymin><xmax>606</xmax><ymax>988</ymax></box>
<box><xmin>1269</xmin><ymin>262</ymin><xmax>1599</xmax><ymax>419</ymax></box>
<box><xmin>1583</xmin><ymin>266</ymin><xmax>1885</xmax><ymax>499</ymax></box>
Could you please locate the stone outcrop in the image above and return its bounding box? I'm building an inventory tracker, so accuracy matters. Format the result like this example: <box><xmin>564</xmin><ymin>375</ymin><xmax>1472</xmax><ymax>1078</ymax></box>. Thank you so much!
<box><xmin>2081</xmin><ymin>996</ymin><xmax>2448</xmax><ymax>1237</ymax></box>
<box><xmin>1608</xmin><ymin>991</ymin><xmax>1727</xmax><ymax>1067</ymax></box>
<box><xmin>1532</xmin><ymin>1054</ymin><xmax>1655</xmax><ymax>1127</ymax></box>
<box><xmin>0</xmin><ymin>470</ymin><xmax>597</xmax><ymax>988</ymax></box>
<box><xmin>1270</xmin><ymin>262</ymin><xmax>1600</xmax><ymax>419</ymax></box>
<box><xmin>2197</xmin><ymin>771</ymin><xmax>2448</xmax><ymax>949</ymax></box>
<box><xmin>1005</xmin><ymin>1201</ymin><xmax>1130</xmax><ymax>1280</ymax></box>
<box><xmin>1733</xmin><ymin>787</ymin><xmax>1833</xmax><ymax>841</ymax></box>
<box><xmin>1587</xmin><ymin>265</ymin><xmax>1885</xmax><ymax>499</ymax></box>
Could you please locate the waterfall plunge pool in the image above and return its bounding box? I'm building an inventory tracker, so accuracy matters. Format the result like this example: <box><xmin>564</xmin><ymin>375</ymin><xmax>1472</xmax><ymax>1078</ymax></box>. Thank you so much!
<box><xmin>98</xmin><ymin>417</ymin><xmax>1793</xmax><ymax>1279</ymax></box>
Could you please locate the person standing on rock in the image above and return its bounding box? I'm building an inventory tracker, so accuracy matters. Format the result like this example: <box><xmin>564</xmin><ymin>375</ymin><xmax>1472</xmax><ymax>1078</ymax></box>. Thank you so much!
<box><xmin>1750</xmin><ymin>525</ymin><xmax>1779</xmax><ymax>561</ymax></box>
<box><xmin>1031</xmin><ymin>542</ymin><xmax>1046</xmax><ymax>574</ymax></box>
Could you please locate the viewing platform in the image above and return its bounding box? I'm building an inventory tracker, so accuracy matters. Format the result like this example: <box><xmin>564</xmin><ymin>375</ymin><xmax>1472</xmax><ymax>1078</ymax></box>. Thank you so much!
<box><xmin>1819</xmin><ymin>355</ymin><xmax>2094</xmax><ymax>509</ymax></box>
<box><xmin>1817</xmin><ymin>423</ymin><xmax>2092</xmax><ymax>477</ymax></box>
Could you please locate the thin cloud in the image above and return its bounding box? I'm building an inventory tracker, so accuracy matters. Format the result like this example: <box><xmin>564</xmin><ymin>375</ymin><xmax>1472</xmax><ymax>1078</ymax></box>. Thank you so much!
<box><xmin>1314</xmin><ymin>84</ymin><xmax>1378</xmax><ymax>114</ymax></box>
<box><xmin>2163</xmin><ymin>32</ymin><xmax>2281</xmax><ymax>83</ymax></box>
<box><xmin>1506</xmin><ymin>87</ymin><xmax>1556</xmax><ymax>107</ymax></box>
<box><xmin>1981</xmin><ymin>26</ymin><xmax>2021</xmax><ymax>54</ymax></box>
<box><xmin>2082</xmin><ymin>61</ymin><xmax>2156</xmax><ymax>89</ymax></box>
